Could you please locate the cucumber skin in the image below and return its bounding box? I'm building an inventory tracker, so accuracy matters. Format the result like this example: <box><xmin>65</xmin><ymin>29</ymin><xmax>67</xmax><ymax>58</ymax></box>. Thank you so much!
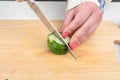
<box><xmin>48</xmin><ymin>39</ymin><xmax>68</xmax><ymax>55</ymax></box>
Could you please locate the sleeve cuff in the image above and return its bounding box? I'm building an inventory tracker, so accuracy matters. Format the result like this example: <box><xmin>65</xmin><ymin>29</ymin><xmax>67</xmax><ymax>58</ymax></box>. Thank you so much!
<box><xmin>67</xmin><ymin>0</ymin><xmax>112</xmax><ymax>12</ymax></box>
<box><xmin>67</xmin><ymin>0</ymin><xmax>100</xmax><ymax>11</ymax></box>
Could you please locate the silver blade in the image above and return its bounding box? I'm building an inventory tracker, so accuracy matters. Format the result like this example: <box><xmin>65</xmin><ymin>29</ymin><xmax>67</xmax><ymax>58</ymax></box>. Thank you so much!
<box><xmin>26</xmin><ymin>0</ymin><xmax>77</xmax><ymax>60</ymax></box>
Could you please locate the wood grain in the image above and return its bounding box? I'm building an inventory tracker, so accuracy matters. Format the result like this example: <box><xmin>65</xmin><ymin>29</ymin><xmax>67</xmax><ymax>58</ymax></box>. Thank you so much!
<box><xmin>0</xmin><ymin>20</ymin><xmax>120</xmax><ymax>80</ymax></box>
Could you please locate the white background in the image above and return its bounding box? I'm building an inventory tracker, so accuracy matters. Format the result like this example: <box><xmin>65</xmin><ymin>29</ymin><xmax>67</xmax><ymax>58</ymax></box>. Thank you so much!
<box><xmin>0</xmin><ymin>1</ymin><xmax>120</xmax><ymax>26</ymax></box>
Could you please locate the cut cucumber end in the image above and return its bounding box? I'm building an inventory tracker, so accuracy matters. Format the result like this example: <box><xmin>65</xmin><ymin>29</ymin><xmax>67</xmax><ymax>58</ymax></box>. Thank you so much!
<box><xmin>47</xmin><ymin>31</ymin><xmax>70</xmax><ymax>55</ymax></box>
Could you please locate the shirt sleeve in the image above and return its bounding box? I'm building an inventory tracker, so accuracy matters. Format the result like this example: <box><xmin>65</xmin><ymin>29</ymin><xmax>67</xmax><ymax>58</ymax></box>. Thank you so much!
<box><xmin>67</xmin><ymin>0</ymin><xmax>112</xmax><ymax>11</ymax></box>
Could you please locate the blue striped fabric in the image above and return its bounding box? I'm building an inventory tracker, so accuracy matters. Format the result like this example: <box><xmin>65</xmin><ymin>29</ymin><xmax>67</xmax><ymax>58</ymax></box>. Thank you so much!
<box><xmin>98</xmin><ymin>0</ymin><xmax>105</xmax><ymax>12</ymax></box>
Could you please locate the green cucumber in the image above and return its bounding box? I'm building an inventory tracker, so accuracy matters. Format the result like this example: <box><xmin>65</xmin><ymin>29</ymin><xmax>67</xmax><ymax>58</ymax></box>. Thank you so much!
<box><xmin>47</xmin><ymin>31</ymin><xmax>70</xmax><ymax>55</ymax></box>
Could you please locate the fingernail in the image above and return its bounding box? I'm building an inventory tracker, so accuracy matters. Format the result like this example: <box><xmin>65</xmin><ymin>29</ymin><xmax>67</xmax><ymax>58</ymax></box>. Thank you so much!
<box><xmin>62</xmin><ymin>32</ymin><xmax>68</xmax><ymax>38</ymax></box>
<box><xmin>70</xmin><ymin>41</ymin><xmax>77</xmax><ymax>50</ymax></box>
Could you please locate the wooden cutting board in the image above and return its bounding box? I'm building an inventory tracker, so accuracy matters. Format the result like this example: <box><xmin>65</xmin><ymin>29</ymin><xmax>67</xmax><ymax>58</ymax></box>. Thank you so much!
<box><xmin>0</xmin><ymin>20</ymin><xmax>120</xmax><ymax>80</ymax></box>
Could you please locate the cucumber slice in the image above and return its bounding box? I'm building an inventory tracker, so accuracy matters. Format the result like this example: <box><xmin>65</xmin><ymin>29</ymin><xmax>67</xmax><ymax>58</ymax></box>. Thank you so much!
<box><xmin>52</xmin><ymin>31</ymin><xmax>70</xmax><ymax>44</ymax></box>
<box><xmin>47</xmin><ymin>31</ymin><xmax>70</xmax><ymax>55</ymax></box>
<box><xmin>64</xmin><ymin>36</ymin><xmax>70</xmax><ymax>44</ymax></box>
<box><xmin>48</xmin><ymin>34</ymin><xmax>56</xmax><ymax>43</ymax></box>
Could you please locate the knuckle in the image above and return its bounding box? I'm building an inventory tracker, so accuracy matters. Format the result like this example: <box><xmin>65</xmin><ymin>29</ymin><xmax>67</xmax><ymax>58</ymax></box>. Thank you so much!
<box><xmin>98</xmin><ymin>10</ymin><xmax>102</xmax><ymax>16</ymax></box>
<box><xmin>85</xmin><ymin>2</ymin><xmax>100</xmax><ymax>12</ymax></box>
<box><xmin>74</xmin><ymin>21</ymin><xmax>80</xmax><ymax>27</ymax></box>
<box><xmin>95</xmin><ymin>10</ymin><xmax>102</xmax><ymax>20</ymax></box>
<box><xmin>67</xmin><ymin>26</ymin><xmax>74</xmax><ymax>34</ymax></box>
<box><xmin>75</xmin><ymin>33</ymin><xmax>82</xmax><ymax>42</ymax></box>
<box><xmin>81</xmin><ymin>37</ymin><xmax>87</xmax><ymax>42</ymax></box>
<box><xmin>83</xmin><ymin>27</ymin><xmax>90</xmax><ymax>34</ymax></box>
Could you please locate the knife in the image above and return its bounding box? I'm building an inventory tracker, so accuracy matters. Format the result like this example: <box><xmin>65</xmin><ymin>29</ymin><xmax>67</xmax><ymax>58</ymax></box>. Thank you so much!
<box><xmin>114</xmin><ymin>40</ymin><xmax>120</xmax><ymax>63</ymax></box>
<box><xmin>26</xmin><ymin>0</ymin><xmax>77</xmax><ymax>60</ymax></box>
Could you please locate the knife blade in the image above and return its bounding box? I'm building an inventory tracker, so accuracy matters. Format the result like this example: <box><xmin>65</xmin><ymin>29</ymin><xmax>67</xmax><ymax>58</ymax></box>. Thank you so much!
<box><xmin>26</xmin><ymin>0</ymin><xmax>77</xmax><ymax>60</ymax></box>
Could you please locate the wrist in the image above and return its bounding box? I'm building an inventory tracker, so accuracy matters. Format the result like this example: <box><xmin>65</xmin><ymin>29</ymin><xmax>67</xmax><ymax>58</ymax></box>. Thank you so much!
<box><xmin>67</xmin><ymin>0</ymin><xmax>100</xmax><ymax>10</ymax></box>
<box><xmin>67</xmin><ymin>0</ymin><xmax>105</xmax><ymax>12</ymax></box>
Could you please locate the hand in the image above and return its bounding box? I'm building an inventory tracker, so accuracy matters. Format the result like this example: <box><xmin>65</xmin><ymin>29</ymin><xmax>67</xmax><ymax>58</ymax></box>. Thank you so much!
<box><xmin>60</xmin><ymin>2</ymin><xmax>102</xmax><ymax>50</ymax></box>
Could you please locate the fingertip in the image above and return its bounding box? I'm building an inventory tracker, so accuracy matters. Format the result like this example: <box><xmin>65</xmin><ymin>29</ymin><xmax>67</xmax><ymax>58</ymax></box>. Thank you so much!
<box><xmin>69</xmin><ymin>34</ymin><xmax>82</xmax><ymax>50</ymax></box>
<box><xmin>70</xmin><ymin>41</ymin><xmax>77</xmax><ymax>50</ymax></box>
<box><xmin>62</xmin><ymin>32</ymin><xmax>69</xmax><ymax>38</ymax></box>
